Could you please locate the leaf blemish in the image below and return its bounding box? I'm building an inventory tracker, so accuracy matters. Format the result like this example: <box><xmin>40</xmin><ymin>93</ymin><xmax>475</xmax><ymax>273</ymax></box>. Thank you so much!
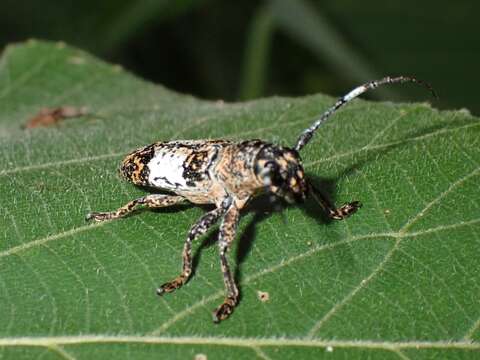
<box><xmin>257</xmin><ymin>291</ymin><xmax>270</xmax><ymax>302</ymax></box>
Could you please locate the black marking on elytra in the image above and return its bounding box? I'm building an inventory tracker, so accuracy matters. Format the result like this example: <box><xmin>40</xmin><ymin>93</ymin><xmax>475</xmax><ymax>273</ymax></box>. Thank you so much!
<box><xmin>154</xmin><ymin>176</ymin><xmax>174</xmax><ymax>186</ymax></box>
<box><xmin>183</xmin><ymin>150</ymin><xmax>210</xmax><ymax>186</ymax></box>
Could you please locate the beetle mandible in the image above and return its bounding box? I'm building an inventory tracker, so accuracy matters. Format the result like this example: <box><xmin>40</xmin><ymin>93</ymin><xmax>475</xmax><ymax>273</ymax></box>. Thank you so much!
<box><xmin>86</xmin><ymin>76</ymin><xmax>435</xmax><ymax>323</ymax></box>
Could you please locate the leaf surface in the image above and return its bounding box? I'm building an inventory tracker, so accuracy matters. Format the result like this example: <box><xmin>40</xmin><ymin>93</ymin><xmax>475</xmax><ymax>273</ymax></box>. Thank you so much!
<box><xmin>0</xmin><ymin>41</ymin><xmax>479</xmax><ymax>359</ymax></box>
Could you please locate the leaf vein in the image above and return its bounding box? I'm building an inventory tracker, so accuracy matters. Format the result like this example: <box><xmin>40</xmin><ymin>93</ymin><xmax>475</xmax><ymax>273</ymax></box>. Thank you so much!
<box><xmin>0</xmin><ymin>335</ymin><xmax>478</xmax><ymax>350</ymax></box>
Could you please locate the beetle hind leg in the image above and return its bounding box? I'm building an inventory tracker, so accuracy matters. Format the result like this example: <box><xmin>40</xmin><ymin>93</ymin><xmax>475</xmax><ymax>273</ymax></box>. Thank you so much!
<box><xmin>212</xmin><ymin>203</ymin><xmax>241</xmax><ymax>323</ymax></box>
<box><xmin>86</xmin><ymin>194</ymin><xmax>186</xmax><ymax>221</ymax></box>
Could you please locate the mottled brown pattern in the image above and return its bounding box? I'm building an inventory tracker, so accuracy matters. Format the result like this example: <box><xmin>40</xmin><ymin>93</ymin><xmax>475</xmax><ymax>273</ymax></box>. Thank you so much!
<box><xmin>183</xmin><ymin>150</ymin><xmax>210</xmax><ymax>185</ymax></box>
<box><xmin>120</xmin><ymin>144</ymin><xmax>155</xmax><ymax>185</ymax></box>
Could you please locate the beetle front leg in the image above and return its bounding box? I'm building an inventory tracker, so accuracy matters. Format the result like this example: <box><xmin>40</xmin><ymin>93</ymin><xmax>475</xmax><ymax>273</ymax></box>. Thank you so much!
<box><xmin>86</xmin><ymin>194</ymin><xmax>186</xmax><ymax>221</ymax></box>
<box><xmin>310</xmin><ymin>183</ymin><xmax>361</xmax><ymax>220</ymax></box>
<box><xmin>212</xmin><ymin>202</ymin><xmax>241</xmax><ymax>323</ymax></box>
<box><xmin>156</xmin><ymin>205</ymin><xmax>226</xmax><ymax>296</ymax></box>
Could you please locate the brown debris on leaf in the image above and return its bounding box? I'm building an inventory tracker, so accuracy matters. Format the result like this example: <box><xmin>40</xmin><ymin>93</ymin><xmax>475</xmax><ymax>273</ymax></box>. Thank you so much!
<box><xmin>23</xmin><ymin>106</ymin><xmax>88</xmax><ymax>129</ymax></box>
<box><xmin>257</xmin><ymin>290</ymin><xmax>270</xmax><ymax>302</ymax></box>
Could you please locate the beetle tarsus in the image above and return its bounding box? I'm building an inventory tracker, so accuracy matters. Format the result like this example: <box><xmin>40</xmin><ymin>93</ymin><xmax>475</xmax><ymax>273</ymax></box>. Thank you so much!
<box><xmin>329</xmin><ymin>201</ymin><xmax>362</xmax><ymax>220</ymax></box>
<box><xmin>156</xmin><ymin>277</ymin><xmax>187</xmax><ymax>296</ymax></box>
<box><xmin>212</xmin><ymin>296</ymin><xmax>237</xmax><ymax>323</ymax></box>
<box><xmin>85</xmin><ymin>212</ymin><xmax>112</xmax><ymax>221</ymax></box>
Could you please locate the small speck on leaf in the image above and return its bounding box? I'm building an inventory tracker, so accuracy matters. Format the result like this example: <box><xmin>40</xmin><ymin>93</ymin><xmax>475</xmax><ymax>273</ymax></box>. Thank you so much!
<box><xmin>195</xmin><ymin>354</ymin><xmax>207</xmax><ymax>360</ymax></box>
<box><xmin>257</xmin><ymin>290</ymin><xmax>270</xmax><ymax>302</ymax></box>
<box><xmin>326</xmin><ymin>346</ymin><xmax>333</xmax><ymax>352</ymax></box>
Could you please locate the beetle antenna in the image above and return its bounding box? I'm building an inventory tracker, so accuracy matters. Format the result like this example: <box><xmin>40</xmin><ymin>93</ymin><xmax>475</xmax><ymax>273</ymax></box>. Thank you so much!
<box><xmin>294</xmin><ymin>76</ymin><xmax>437</xmax><ymax>151</ymax></box>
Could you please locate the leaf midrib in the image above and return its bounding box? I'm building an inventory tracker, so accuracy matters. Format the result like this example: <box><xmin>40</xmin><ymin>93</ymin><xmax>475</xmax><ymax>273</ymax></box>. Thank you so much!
<box><xmin>0</xmin><ymin>335</ymin><xmax>478</xmax><ymax>350</ymax></box>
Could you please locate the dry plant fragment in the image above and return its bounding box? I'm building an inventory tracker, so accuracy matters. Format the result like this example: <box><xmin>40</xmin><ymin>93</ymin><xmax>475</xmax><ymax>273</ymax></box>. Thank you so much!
<box><xmin>23</xmin><ymin>105</ymin><xmax>88</xmax><ymax>129</ymax></box>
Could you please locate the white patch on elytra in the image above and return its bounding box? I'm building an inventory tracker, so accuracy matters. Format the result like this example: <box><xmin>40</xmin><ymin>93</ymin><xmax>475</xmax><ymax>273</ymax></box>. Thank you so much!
<box><xmin>148</xmin><ymin>150</ymin><xmax>188</xmax><ymax>190</ymax></box>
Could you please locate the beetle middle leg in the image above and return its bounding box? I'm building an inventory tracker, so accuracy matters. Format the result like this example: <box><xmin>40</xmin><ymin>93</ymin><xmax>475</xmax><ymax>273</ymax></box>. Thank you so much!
<box><xmin>310</xmin><ymin>183</ymin><xmax>361</xmax><ymax>220</ymax></box>
<box><xmin>86</xmin><ymin>194</ymin><xmax>186</xmax><ymax>221</ymax></box>
<box><xmin>156</xmin><ymin>205</ymin><xmax>227</xmax><ymax>296</ymax></box>
<box><xmin>212</xmin><ymin>202</ymin><xmax>241</xmax><ymax>323</ymax></box>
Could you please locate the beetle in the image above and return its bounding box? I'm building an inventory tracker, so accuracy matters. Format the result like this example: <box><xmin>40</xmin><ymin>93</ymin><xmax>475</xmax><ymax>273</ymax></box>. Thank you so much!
<box><xmin>86</xmin><ymin>76</ymin><xmax>435</xmax><ymax>323</ymax></box>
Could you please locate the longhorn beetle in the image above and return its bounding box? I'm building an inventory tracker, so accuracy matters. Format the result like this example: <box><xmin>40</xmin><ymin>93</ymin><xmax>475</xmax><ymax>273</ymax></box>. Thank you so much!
<box><xmin>86</xmin><ymin>76</ymin><xmax>435</xmax><ymax>323</ymax></box>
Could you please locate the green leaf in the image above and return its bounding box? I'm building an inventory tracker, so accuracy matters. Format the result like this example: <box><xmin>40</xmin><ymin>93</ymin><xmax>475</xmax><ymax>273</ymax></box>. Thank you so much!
<box><xmin>1</xmin><ymin>41</ymin><xmax>479</xmax><ymax>359</ymax></box>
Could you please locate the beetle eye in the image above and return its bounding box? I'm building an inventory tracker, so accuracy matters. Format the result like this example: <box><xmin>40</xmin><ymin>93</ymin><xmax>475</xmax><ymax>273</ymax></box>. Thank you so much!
<box><xmin>265</xmin><ymin>161</ymin><xmax>286</xmax><ymax>186</ymax></box>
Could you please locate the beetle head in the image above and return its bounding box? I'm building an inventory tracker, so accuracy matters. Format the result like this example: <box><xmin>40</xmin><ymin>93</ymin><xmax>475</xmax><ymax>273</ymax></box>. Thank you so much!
<box><xmin>254</xmin><ymin>145</ymin><xmax>308</xmax><ymax>203</ymax></box>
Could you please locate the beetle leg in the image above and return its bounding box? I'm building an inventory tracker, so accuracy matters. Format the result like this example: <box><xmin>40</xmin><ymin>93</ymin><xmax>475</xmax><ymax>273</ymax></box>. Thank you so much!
<box><xmin>157</xmin><ymin>205</ymin><xmax>227</xmax><ymax>296</ymax></box>
<box><xmin>212</xmin><ymin>202</ymin><xmax>241</xmax><ymax>323</ymax></box>
<box><xmin>86</xmin><ymin>194</ymin><xmax>186</xmax><ymax>221</ymax></box>
<box><xmin>310</xmin><ymin>183</ymin><xmax>361</xmax><ymax>220</ymax></box>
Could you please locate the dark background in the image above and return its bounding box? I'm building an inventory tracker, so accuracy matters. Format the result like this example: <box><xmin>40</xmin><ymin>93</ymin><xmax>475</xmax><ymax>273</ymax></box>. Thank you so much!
<box><xmin>1</xmin><ymin>0</ymin><xmax>478</xmax><ymax>114</ymax></box>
